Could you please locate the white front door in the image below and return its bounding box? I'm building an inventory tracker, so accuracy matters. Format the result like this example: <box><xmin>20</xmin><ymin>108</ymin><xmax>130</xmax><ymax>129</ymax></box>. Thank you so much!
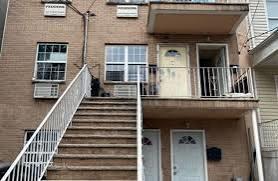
<box><xmin>159</xmin><ymin>46</ymin><xmax>190</xmax><ymax>97</ymax></box>
<box><xmin>172</xmin><ymin>130</ymin><xmax>207</xmax><ymax>181</ymax></box>
<box><xmin>143</xmin><ymin>130</ymin><xmax>161</xmax><ymax>181</ymax></box>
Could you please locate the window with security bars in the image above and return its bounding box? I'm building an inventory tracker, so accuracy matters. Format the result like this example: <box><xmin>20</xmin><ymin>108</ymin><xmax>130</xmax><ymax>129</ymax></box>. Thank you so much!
<box><xmin>105</xmin><ymin>45</ymin><xmax>147</xmax><ymax>82</ymax></box>
<box><xmin>35</xmin><ymin>43</ymin><xmax>68</xmax><ymax>81</ymax></box>
<box><xmin>23</xmin><ymin>130</ymin><xmax>59</xmax><ymax>165</ymax></box>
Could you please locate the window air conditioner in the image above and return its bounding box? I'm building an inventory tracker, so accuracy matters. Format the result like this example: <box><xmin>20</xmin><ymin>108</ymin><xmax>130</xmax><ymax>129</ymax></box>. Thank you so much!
<box><xmin>34</xmin><ymin>83</ymin><xmax>59</xmax><ymax>98</ymax></box>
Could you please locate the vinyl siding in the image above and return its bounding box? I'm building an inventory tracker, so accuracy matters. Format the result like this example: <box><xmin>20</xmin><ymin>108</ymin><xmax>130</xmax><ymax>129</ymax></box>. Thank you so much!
<box><xmin>249</xmin><ymin>0</ymin><xmax>269</xmax><ymax>48</ymax></box>
<box><xmin>255</xmin><ymin>68</ymin><xmax>278</xmax><ymax>122</ymax></box>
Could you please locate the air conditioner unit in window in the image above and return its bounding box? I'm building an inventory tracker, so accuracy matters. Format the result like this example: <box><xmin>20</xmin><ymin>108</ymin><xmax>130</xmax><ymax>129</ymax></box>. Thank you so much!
<box><xmin>114</xmin><ymin>85</ymin><xmax>136</xmax><ymax>97</ymax></box>
<box><xmin>34</xmin><ymin>83</ymin><xmax>59</xmax><ymax>98</ymax></box>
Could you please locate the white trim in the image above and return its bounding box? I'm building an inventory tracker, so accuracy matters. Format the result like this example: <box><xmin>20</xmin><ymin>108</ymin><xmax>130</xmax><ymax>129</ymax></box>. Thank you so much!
<box><xmin>33</xmin><ymin>43</ymin><xmax>68</xmax><ymax>81</ymax></box>
<box><xmin>264</xmin><ymin>0</ymin><xmax>272</xmax><ymax>31</ymax></box>
<box><xmin>196</xmin><ymin>43</ymin><xmax>230</xmax><ymax>67</ymax></box>
<box><xmin>170</xmin><ymin>129</ymin><xmax>208</xmax><ymax>181</ymax></box>
<box><xmin>0</xmin><ymin>0</ymin><xmax>10</xmax><ymax>55</ymax></box>
<box><xmin>157</xmin><ymin>43</ymin><xmax>192</xmax><ymax>96</ymax></box>
<box><xmin>104</xmin><ymin>45</ymin><xmax>149</xmax><ymax>82</ymax></box>
<box><xmin>196</xmin><ymin>43</ymin><xmax>230</xmax><ymax>97</ymax></box>
<box><xmin>143</xmin><ymin>129</ymin><xmax>163</xmax><ymax>181</ymax></box>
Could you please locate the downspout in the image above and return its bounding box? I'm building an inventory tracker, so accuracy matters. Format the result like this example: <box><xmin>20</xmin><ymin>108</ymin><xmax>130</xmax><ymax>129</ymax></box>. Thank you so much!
<box><xmin>252</xmin><ymin>109</ymin><xmax>265</xmax><ymax>181</ymax></box>
<box><xmin>82</xmin><ymin>12</ymin><xmax>89</xmax><ymax>66</ymax></box>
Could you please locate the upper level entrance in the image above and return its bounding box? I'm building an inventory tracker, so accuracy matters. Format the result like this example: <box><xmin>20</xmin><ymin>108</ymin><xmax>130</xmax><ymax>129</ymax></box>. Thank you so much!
<box><xmin>159</xmin><ymin>45</ymin><xmax>190</xmax><ymax>97</ymax></box>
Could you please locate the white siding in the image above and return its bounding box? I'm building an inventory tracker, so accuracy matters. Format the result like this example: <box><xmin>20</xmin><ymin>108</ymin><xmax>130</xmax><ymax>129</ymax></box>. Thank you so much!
<box><xmin>255</xmin><ymin>68</ymin><xmax>278</xmax><ymax>122</ymax></box>
<box><xmin>249</xmin><ymin>0</ymin><xmax>269</xmax><ymax>47</ymax></box>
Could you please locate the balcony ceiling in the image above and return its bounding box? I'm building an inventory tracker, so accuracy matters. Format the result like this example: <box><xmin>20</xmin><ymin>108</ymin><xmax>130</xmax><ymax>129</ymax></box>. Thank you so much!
<box><xmin>147</xmin><ymin>2</ymin><xmax>249</xmax><ymax>34</ymax></box>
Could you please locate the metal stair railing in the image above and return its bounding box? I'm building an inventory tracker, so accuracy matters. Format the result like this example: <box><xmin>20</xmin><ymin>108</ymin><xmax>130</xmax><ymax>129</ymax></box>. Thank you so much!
<box><xmin>1</xmin><ymin>64</ymin><xmax>92</xmax><ymax>181</ymax></box>
<box><xmin>136</xmin><ymin>67</ymin><xmax>144</xmax><ymax>181</ymax></box>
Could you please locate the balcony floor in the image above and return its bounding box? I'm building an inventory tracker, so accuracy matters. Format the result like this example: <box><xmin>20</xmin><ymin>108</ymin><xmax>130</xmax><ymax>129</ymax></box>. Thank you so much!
<box><xmin>142</xmin><ymin>97</ymin><xmax>258</xmax><ymax>119</ymax></box>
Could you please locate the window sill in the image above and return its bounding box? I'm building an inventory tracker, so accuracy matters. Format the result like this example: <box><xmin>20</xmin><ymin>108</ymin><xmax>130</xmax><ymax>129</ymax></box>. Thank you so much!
<box><xmin>104</xmin><ymin>81</ymin><xmax>147</xmax><ymax>84</ymax></box>
<box><xmin>32</xmin><ymin>79</ymin><xmax>66</xmax><ymax>84</ymax></box>
<box><xmin>41</xmin><ymin>0</ymin><xmax>72</xmax><ymax>4</ymax></box>
<box><xmin>104</xmin><ymin>81</ymin><xmax>137</xmax><ymax>85</ymax></box>
<box><xmin>106</xmin><ymin>0</ymin><xmax>148</xmax><ymax>5</ymax></box>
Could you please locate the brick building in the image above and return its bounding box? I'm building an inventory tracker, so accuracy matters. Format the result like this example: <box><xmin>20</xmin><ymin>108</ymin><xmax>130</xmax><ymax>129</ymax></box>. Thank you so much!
<box><xmin>0</xmin><ymin>0</ymin><xmax>265</xmax><ymax>180</ymax></box>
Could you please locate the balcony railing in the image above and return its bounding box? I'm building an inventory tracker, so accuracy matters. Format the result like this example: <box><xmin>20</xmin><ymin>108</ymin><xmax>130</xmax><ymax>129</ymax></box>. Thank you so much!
<box><xmin>139</xmin><ymin>67</ymin><xmax>254</xmax><ymax>98</ymax></box>
<box><xmin>107</xmin><ymin>0</ymin><xmax>248</xmax><ymax>4</ymax></box>
<box><xmin>156</xmin><ymin>0</ymin><xmax>248</xmax><ymax>3</ymax></box>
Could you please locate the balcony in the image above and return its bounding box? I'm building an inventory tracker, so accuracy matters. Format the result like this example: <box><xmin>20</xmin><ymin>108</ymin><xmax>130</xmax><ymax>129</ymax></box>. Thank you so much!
<box><xmin>139</xmin><ymin>67</ymin><xmax>256</xmax><ymax>119</ymax></box>
<box><xmin>147</xmin><ymin>0</ymin><xmax>249</xmax><ymax>34</ymax></box>
<box><xmin>141</xmin><ymin>67</ymin><xmax>254</xmax><ymax>98</ymax></box>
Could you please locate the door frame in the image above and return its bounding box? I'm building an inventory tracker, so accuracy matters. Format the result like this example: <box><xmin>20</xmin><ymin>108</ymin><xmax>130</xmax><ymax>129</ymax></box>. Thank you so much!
<box><xmin>196</xmin><ymin>43</ymin><xmax>230</xmax><ymax>97</ymax></box>
<box><xmin>157</xmin><ymin>43</ymin><xmax>192</xmax><ymax>97</ymax></box>
<box><xmin>170</xmin><ymin>129</ymin><xmax>208</xmax><ymax>181</ymax></box>
<box><xmin>143</xmin><ymin>129</ymin><xmax>163</xmax><ymax>181</ymax></box>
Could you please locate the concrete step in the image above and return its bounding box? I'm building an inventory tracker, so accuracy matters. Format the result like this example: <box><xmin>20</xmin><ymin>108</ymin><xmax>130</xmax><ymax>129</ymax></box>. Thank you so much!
<box><xmin>61</xmin><ymin>134</ymin><xmax>136</xmax><ymax>144</ymax></box>
<box><xmin>73</xmin><ymin>113</ymin><xmax>136</xmax><ymax>120</ymax></box>
<box><xmin>76</xmin><ymin>107</ymin><xmax>136</xmax><ymax>114</ymax></box>
<box><xmin>47</xmin><ymin>166</ymin><xmax>137</xmax><ymax>180</ymax></box>
<box><xmin>58</xmin><ymin>144</ymin><xmax>137</xmax><ymax>155</ymax></box>
<box><xmin>71</xmin><ymin>120</ymin><xmax>136</xmax><ymax>127</ymax></box>
<box><xmin>81</xmin><ymin>101</ymin><xmax>136</xmax><ymax>107</ymax></box>
<box><xmin>45</xmin><ymin>179</ymin><xmax>137</xmax><ymax>181</ymax></box>
<box><xmin>84</xmin><ymin>97</ymin><xmax>136</xmax><ymax>103</ymax></box>
<box><xmin>66</xmin><ymin>126</ymin><xmax>136</xmax><ymax>135</ymax></box>
<box><xmin>53</xmin><ymin>154</ymin><xmax>136</xmax><ymax>167</ymax></box>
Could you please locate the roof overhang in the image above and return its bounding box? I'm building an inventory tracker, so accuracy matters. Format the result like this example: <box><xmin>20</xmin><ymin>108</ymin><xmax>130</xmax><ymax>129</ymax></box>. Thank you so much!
<box><xmin>249</xmin><ymin>30</ymin><xmax>278</xmax><ymax>67</ymax></box>
<box><xmin>147</xmin><ymin>2</ymin><xmax>249</xmax><ymax>34</ymax></box>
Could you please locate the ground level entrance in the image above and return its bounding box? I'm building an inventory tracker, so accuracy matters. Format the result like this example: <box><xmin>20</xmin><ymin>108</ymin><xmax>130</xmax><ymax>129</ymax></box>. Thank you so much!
<box><xmin>143</xmin><ymin>129</ymin><xmax>208</xmax><ymax>181</ymax></box>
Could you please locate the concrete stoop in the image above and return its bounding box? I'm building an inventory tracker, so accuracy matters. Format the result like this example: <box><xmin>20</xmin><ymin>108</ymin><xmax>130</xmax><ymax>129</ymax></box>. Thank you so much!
<box><xmin>46</xmin><ymin>98</ymin><xmax>137</xmax><ymax>180</ymax></box>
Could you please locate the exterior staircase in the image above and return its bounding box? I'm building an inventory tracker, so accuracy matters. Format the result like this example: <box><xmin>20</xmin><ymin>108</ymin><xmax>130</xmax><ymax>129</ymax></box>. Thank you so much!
<box><xmin>46</xmin><ymin>97</ymin><xmax>137</xmax><ymax>180</ymax></box>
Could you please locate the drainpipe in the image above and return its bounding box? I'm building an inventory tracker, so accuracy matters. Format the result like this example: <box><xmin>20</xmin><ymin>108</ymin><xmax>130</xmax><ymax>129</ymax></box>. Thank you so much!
<box><xmin>82</xmin><ymin>11</ymin><xmax>95</xmax><ymax>66</ymax></box>
<box><xmin>252</xmin><ymin>109</ymin><xmax>265</xmax><ymax>181</ymax></box>
<box><xmin>82</xmin><ymin>12</ymin><xmax>89</xmax><ymax>66</ymax></box>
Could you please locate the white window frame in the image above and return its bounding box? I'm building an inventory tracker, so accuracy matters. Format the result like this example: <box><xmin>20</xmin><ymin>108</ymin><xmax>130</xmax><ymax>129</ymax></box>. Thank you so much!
<box><xmin>33</xmin><ymin>43</ymin><xmax>68</xmax><ymax>82</ymax></box>
<box><xmin>266</xmin><ymin>0</ymin><xmax>278</xmax><ymax>30</ymax></box>
<box><xmin>105</xmin><ymin>45</ymin><xmax>148</xmax><ymax>82</ymax></box>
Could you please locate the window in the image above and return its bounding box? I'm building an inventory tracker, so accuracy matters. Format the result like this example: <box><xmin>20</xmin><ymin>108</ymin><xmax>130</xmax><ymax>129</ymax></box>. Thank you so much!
<box><xmin>179</xmin><ymin>136</ymin><xmax>196</xmax><ymax>144</ymax></box>
<box><xmin>24</xmin><ymin>130</ymin><xmax>35</xmax><ymax>145</ymax></box>
<box><xmin>266</xmin><ymin>0</ymin><xmax>278</xmax><ymax>30</ymax></box>
<box><xmin>105</xmin><ymin>45</ymin><xmax>147</xmax><ymax>82</ymax></box>
<box><xmin>35</xmin><ymin>43</ymin><xmax>68</xmax><ymax>81</ymax></box>
<box><xmin>142</xmin><ymin>137</ymin><xmax>153</xmax><ymax>145</ymax></box>
<box><xmin>165</xmin><ymin>50</ymin><xmax>181</xmax><ymax>57</ymax></box>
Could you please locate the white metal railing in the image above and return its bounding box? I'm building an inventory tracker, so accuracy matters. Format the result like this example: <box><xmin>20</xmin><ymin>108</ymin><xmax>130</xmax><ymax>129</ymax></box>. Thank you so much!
<box><xmin>154</xmin><ymin>0</ymin><xmax>248</xmax><ymax>3</ymax></box>
<box><xmin>1</xmin><ymin>64</ymin><xmax>92</xmax><ymax>181</ymax></box>
<box><xmin>140</xmin><ymin>67</ymin><xmax>254</xmax><ymax>98</ymax></box>
<box><xmin>136</xmin><ymin>67</ymin><xmax>144</xmax><ymax>181</ymax></box>
<box><xmin>259</xmin><ymin>119</ymin><xmax>278</xmax><ymax>151</ymax></box>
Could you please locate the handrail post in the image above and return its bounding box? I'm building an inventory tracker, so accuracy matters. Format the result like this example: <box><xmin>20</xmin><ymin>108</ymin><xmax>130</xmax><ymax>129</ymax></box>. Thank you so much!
<box><xmin>137</xmin><ymin>66</ymin><xmax>143</xmax><ymax>181</ymax></box>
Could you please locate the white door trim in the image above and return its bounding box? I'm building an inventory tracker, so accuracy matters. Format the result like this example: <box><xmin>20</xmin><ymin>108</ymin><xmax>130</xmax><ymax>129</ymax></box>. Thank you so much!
<box><xmin>196</xmin><ymin>43</ymin><xmax>230</xmax><ymax>97</ymax></box>
<box><xmin>196</xmin><ymin>43</ymin><xmax>230</xmax><ymax>69</ymax></box>
<box><xmin>170</xmin><ymin>129</ymin><xmax>208</xmax><ymax>181</ymax></box>
<box><xmin>143</xmin><ymin>129</ymin><xmax>163</xmax><ymax>181</ymax></box>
